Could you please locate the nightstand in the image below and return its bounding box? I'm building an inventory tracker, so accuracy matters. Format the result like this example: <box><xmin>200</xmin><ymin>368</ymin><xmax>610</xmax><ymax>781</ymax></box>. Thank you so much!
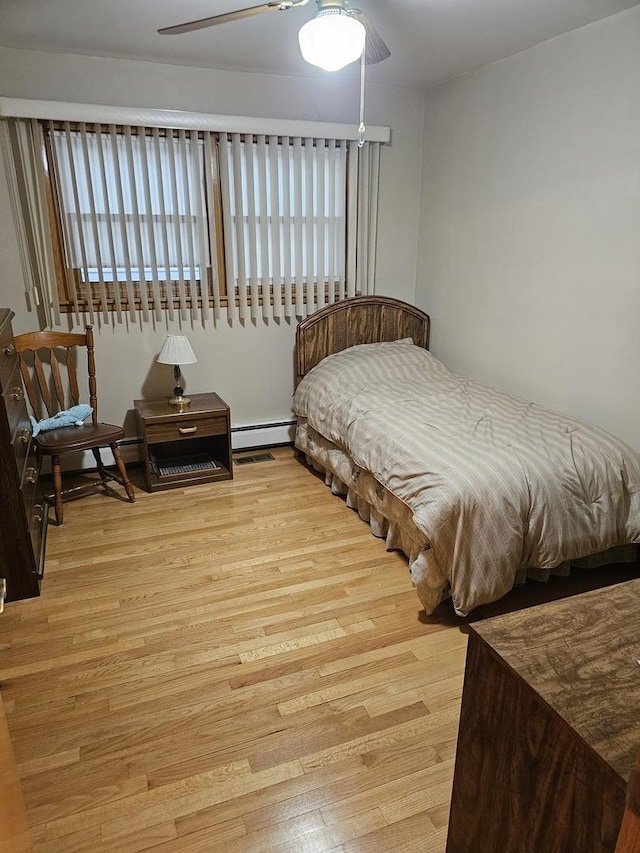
<box><xmin>135</xmin><ymin>392</ymin><xmax>233</xmax><ymax>492</ymax></box>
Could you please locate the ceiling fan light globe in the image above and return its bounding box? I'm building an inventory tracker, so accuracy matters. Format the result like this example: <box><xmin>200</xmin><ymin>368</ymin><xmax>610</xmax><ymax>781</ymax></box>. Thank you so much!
<box><xmin>298</xmin><ymin>10</ymin><xmax>365</xmax><ymax>72</ymax></box>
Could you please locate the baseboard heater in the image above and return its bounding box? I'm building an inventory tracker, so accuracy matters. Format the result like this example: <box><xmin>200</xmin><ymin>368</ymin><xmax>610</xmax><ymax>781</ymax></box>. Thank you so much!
<box><xmin>49</xmin><ymin>421</ymin><xmax>296</xmax><ymax>473</ymax></box>
<box><xmin>231</xmin><ymin>420</ymin><xmax>296</xmax><ymax>451</ymax></box>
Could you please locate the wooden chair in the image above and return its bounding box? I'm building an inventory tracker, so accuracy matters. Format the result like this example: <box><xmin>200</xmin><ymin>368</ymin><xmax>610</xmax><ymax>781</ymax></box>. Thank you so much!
<box><xmin>14</xmin><ymin>325</ymin><xmax>135</xmax><ymax>526</ymax></box>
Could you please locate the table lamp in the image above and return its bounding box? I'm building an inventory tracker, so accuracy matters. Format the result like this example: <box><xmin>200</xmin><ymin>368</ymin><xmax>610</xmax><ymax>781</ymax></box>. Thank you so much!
<box><xmin>157</xmin><ymin>334</ymin><xmax>197</xmax><ymax>407</ymax></box>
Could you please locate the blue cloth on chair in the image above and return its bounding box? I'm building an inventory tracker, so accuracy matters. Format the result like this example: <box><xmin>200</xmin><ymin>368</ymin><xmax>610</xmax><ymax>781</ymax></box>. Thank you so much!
<box><xmin>30</xmin><ymin>404</ymin><xmax>93</xmax><ymax>437</ymax></box>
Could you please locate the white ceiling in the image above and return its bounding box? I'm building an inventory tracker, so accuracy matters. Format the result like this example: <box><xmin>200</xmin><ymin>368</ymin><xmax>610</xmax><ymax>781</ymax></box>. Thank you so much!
<box><xmin>1</xmin><ymin>0</ymin><xmax>639</xmax><ymax>89</ymax></box>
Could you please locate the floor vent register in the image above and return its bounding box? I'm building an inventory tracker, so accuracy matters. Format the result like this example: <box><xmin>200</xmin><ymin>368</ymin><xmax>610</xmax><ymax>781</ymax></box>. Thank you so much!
<box><xmin>155</xmin><ymin>455</ymin><xmax>221</xmax><ymax>476</ymax></box>
<box><xmin>234</xmin><ymin>452</ymin><xmax>276</xmax><ymax>465</ymax></box>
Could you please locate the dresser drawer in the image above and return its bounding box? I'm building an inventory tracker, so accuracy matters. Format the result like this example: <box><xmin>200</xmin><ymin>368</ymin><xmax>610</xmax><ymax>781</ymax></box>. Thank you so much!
<box><xmin>20</xmin><ymin>450</ymin><xmax>39</xmax><ymax>516</ymax></box>
<box><xmin>0</xmin><ymin>321</ymin><xmax>19</xmax><ymax>388</ymax></box>
<box><xmin>22</xmin><ymin>443</ymin><xmax>47</xmax><ymax>580</ymax></box>
<box><xmin>29</xmin><ymin>499</ymin><xmax>48</xmax><ymax>579</ymax></box>
<box><xmin>145</xmin><ymin>414</ymin><xmax>228</xmax><ymax>443</ymax></box>
<box><xmin>2</xmin><ymin>375</ymin><xmax>27</xmax><ymax>436</ymax></box>
<box><xmin>11</xmin><ymin>422</ymin><xmax>32</xmax><ymax>482</ymax></box>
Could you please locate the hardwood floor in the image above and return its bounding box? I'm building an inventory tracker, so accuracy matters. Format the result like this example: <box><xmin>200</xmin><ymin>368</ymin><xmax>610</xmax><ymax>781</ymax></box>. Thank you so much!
<box><xmin>0</xmin><ymin>446</ymin><xmax>468</xmax><ymax>853</ymax></box>
<box><xmin>4</xmin><ymin>447</ymin><xmax>637</xmax><ymax>852</ymax></box>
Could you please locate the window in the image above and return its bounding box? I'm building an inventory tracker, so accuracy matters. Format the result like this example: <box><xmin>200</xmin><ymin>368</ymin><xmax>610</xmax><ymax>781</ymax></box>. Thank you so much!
<box><xmin>219</xmin><ymin>133</ymin><xmax>350</xmax><ymax>319</ymax></box>
<box><xmin>53</xmin><ymin>129</ymin><xmax>209</xmax><ymax>285</ymax></box>
<box><xmin>3</xmin><ymin>113</ymin><xmax>381</xmax><ymax>324</ymax></box>
<box><xmin>42</xmin><ymin>122</ymin><xmax>222</xmax><ymax>319</ymax></box>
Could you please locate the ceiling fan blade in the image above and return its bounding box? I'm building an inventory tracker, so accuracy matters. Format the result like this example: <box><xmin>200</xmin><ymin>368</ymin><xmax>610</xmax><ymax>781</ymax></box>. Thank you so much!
<box><xmin>158</xmin><ymin>2</ymin><xmax>281</xmax><ymax>35</ymax></box>
<box><xmin>351</xmin><ymin>9</ymin><xmax>391</xmax><ymax>65</ymax></box>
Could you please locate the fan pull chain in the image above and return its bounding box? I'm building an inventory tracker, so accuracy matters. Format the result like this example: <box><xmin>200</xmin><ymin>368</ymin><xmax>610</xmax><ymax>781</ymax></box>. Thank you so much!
<box><xmin>358</xmin><ymin>44</ymin><xmax>366</xmax><ymax>148</ymax></box>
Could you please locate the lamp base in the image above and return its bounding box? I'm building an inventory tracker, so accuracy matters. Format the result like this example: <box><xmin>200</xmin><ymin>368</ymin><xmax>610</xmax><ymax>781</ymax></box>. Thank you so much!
<box><xmin>168</xmin><ymin>395</ymin><xmax>191</xmax><ymax>408</ymax></box>
<box><xmin>167</xmin><ymin>383</ymin><xmax>190</xmax><ymax>408</ymax></box>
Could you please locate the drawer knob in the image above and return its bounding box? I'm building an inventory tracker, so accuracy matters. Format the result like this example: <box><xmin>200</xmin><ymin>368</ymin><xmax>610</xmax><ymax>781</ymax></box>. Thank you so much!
<box><xmin>11</xmin><ymin>386</ymin><xmax>24</xmax><ymax>402</ymax></box>
<box><xmin>32</xmin><ymin>503</ymin><xmax>44</xmax><ymax>524</ymax></box>
<box><xmin>3</xmin><ymin>343</ymin><xmax>15</xmax><ymax>357</ymax></box>
<box><xmin>25</xmin><ymin>467</ymin><xmax>37</xmax><ymax>484</ymax></box>
<box><xmin>18</xmin><ymin>428</ymin><xmax>30</xmax><ymax>444</ymax></box>
<box><xmin>178</xmin><ymin>426</ymin><xmax>198</xmax><ymax>435</ymax></box>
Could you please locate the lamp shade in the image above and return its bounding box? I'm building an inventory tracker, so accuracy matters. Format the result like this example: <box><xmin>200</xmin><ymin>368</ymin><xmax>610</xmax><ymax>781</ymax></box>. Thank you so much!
<box><xmin>298</xmin><ymin>9</ymin><xmax>366</xmax><ymax>72</ymax></box>
<box><xmin>157</xmin><ymin>335</ymin><xmax>197</xmax><ymax>365</ymax></box>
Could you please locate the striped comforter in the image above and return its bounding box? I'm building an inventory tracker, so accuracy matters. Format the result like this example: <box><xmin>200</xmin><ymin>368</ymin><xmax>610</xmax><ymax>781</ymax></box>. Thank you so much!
<box><xmin>293</xmin><ymin>339</ymin><xmax>640</xmax><ymax>614</ymax></box>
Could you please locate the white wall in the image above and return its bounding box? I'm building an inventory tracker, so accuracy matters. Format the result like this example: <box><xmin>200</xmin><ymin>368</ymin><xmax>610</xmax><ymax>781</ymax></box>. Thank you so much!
<box><xmin>417</xmin><ymin>7</ymin><xmax>640</xmax><ymax>450</ymax></box>
<box><xmin>0</xmin><ymin>47</ymin><xmax>425</xmax><ymax>443</ymax></box>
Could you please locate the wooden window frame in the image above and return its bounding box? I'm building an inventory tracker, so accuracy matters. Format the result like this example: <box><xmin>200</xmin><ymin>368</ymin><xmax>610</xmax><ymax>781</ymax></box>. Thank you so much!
<box><xmin>40</xmin><ymin>121</ymin><xmax>228</xmax><ymax>314</ymax></box>
<box><xmin>41</xmin><ymin>124</ymin><xmax>351</xmax><ymax>315</ymax></box>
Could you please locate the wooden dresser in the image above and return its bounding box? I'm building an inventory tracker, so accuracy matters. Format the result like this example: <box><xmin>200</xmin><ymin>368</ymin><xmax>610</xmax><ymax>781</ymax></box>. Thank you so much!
<box><xmin>0</xmin><ymin>691</ymin><xmax>32</xmax><ymax>852</ymax></box>
<box><xmin>447</xmin><ymin>579</ymin><xmax>640</xmax><ymax>853</ymax></box>
<box><xmin>0</xmin><ymin>309</ymin><xmax>46</xmax><ymax>603</ymax></box>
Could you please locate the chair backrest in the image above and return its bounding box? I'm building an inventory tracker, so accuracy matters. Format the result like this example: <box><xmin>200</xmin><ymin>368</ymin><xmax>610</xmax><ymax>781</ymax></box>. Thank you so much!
<box><xmin>13</xmin><ymin>326</ymin><xmax>99</xmax><ymax>425</ymax></box>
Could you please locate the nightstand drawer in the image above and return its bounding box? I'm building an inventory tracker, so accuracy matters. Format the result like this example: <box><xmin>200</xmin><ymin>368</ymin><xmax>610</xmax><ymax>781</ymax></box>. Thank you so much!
<box><xmin>145</xmin><ymin>414</ymin><xmax>228</xmax><ymax>443</ymax></box>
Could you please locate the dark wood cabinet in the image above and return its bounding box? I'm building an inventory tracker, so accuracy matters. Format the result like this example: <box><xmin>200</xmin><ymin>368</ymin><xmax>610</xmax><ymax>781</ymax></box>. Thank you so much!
<box><xmin>0</xmin><ymin>692</ymin><xmax>32</xmax><ymax>851</ymax></box>
<box><xmin>0</xmin><ymin>309</ymin><xmax>46</xmax><ymax>603</ymax></box>
<box><xmin>135</xmin><ymin>392</ymin><xmax>233</xmax><ymax>492</ymax></box>
<box><xmin>447</xmin><ymin>579</ymin><xmax>640</xmax><ymax>853</ymax></box>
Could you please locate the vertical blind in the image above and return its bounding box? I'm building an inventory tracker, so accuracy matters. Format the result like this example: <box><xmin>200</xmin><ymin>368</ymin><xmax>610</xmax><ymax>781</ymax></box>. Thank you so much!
<box><xmin>0</xmin><ymin>118</ymin><xmax>60</xmax><ymax>326</ymax></box>
<box><xmin>3</xmin><ymin>117</ymin><xmax>382</xmax><ymax>325</ymax></box>
<box><xmin>219</xmin><ymin>133</ymin><xmax>353</xmax><ymax>321</ymax></box>
<box><xmin>49</xmin><ymin>123</ymin><xmax>214</xmax><ymax>323</ymax></box>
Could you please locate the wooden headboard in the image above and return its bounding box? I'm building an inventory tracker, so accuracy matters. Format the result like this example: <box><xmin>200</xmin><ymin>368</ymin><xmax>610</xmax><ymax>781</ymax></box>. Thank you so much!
<box><xmin>296</xmin><ymin>295</ymin><xmax>431</xmax><ymax>380</ymax></box>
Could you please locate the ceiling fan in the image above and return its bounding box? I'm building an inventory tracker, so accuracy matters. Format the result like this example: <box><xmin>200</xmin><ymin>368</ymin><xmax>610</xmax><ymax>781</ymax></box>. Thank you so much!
<box><xmin>158</xmin><ymin>0</ymin><xmax>391</xmax><ymax>70</ymax></box>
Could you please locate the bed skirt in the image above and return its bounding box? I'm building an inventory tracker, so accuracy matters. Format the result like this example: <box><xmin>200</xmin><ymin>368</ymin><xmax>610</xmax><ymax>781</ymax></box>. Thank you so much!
<box><xmin>295</xmin><ymin>419</ymin><xmax>637</xmax><ymax>615</ymax></box>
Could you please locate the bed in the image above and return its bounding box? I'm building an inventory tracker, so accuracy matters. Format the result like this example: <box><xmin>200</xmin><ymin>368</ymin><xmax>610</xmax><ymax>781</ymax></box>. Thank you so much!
<box><xmin>293</xmin><ymin>295</ymin><xmax>640</xmax><ymax>615</ymax></box>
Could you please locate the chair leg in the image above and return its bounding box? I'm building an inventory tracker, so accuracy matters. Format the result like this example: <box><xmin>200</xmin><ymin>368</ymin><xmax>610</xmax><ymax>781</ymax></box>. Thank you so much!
<box><xmin>92</xmin><ymin>447</ymin><xmax>110</xmax><ymax>488</ymax></box>
<box><xmin>51</xmin><ymin>455</ymin><xmax>64</xmax><ymax>526</ymax></box>
<box><xmin>111</xmin><ymin>445</ymin><xmax>136</xmax><ymax>503</ymax></box>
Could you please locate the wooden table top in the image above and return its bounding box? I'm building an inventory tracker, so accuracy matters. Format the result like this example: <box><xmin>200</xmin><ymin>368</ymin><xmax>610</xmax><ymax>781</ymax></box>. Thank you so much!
<box><xmin>471</xmin><ymin>578</ymin><xmax>640</xmax><ymax>780</ymax></box>
<box><xmin>134</xmin><ymin>392</ymin><xmax>228</xmax><ymax>421</ymax></box>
